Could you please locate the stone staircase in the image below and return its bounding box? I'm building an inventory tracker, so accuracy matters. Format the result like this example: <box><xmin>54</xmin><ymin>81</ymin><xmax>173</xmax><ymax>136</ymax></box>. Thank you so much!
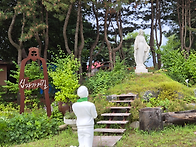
<box><xmin>93</xmin><ymin>93</ymin><xmax>137</xmax><ymax>147</ymax></box>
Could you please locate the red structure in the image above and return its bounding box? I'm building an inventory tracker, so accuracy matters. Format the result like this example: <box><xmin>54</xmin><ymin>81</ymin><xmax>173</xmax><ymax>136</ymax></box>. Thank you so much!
<box><xmin>19</xmin><ymin>47</ymin><xmax>51</xmax><ymax>117</ymax></box>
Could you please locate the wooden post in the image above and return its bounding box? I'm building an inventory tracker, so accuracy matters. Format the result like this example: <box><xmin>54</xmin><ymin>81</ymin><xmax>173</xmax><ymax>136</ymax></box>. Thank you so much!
<box><xmin>139</xmin><ymin>107</ymin><xmax>163</xmax><ymax>131</ymax></box>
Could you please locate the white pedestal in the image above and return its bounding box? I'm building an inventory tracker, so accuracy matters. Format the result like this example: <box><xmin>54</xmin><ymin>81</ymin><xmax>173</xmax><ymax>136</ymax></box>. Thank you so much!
<box><xmin>135</xmin><ymin>66</ymin><xmax>148</xmax><ymax>74</ymax></box>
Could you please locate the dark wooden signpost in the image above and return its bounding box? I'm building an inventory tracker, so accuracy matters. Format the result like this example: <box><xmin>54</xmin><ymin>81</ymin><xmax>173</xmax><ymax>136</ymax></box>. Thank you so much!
<box><xmin>19</xmin><ymin>47</ymin><xmax>51</xmax><ymax>117</ymax></box>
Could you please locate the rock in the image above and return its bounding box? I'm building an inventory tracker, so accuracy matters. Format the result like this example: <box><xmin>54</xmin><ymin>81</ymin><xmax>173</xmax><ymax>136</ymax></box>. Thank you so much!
<box><xmin>59</xmin><ymin>124</ymin><xmax>68</xmax><ymax>131</ymax></box>
<box><xmin>130</xmin><ymin>121</ymin><xmax>139</xmax><ymax>129</ymax></box>
<box><xmin>106</xmin><ymin>95</ymin><xmax>117</xmax><ymax>101</ymax></box>
<box><xmin>141</xmin><ymin>90</ymin><xmax>159</xmax><ymax>102</ymax></box>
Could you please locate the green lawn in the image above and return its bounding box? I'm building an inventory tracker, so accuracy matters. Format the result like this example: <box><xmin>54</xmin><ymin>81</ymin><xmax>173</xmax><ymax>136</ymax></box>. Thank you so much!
<box><xmin>13</xmin><ymin>124</ymin><xmax>196</xmax><ymax>147</ymax></box>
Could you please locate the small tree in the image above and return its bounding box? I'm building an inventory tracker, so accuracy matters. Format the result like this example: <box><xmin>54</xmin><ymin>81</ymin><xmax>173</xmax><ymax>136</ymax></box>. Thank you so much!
<box><xmin>48</xmin><ymin>51</ymin><xmax>80</xmax><ymax>103</ymax></box>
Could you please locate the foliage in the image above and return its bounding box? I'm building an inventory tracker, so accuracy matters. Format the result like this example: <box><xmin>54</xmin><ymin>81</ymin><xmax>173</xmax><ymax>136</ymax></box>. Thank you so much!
<box><xmin>157</xmin><ymin>81</ymin><xmax>182</xmax><ymax>101</ymax></box>
<box><xmin>184</xmin><ymin>52</ymin><xmax>196</xmax><ymax>85</ymax></box>
<box><xmin>0</xmin><ymin>103</ymin><xmax>18</xmax><ymax>119</ymax></box>
<box><xmin>129</xmin><ymin>98</ymin><xmax>146</xmax><ymax>121</ymax></box>
<box><xmin>48</xmin><ymin>51</ymin><xmax>80</xmax><ymax>103</ymax></box>
<box><xmin>84</xmin><ymin>59</ymin><xmax>129</xmax><ymax>95</ymax></box>
<box><xmin>145</xmin><ymin>98</ymin><xmax>192</xmax><ymax>112</ymax></box>
<box><xmin>50</xmin><ymin>101</ymin><xmax>64</xmax><ymax>121</ymax></box>
<box><xmin>64</xmin><ymin>111</ymin><xmax>76</xmax><ymax>119</ymax></box>
<box><xmin>89</xmin><ymin>95</ymin><xmax>114</xmax><ymax>119</ymax></box>
<box><xmin>1</xmin><ymin>112</ymin><xmax>59</xmax><ymax>145</ymax></box>
<box><xmin>161</xmin><ymin>48</ymin><xmax>187</xmax><ymax>84</ymax></box>
<box><xmin>161</xmin><ymin>35</ymin><xmax>196</xmax><ymax>86</ymax></box>
<box><xmin>10</xmin><ymin>126</ymin><xmax>79</xmax><ymax>147</ymax></box>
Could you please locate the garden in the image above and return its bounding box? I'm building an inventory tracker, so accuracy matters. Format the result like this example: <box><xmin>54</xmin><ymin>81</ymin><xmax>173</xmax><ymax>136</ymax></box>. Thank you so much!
<box><xmin>1</xmin><ymin>44</ymin><xmax>196</xmax><ymax>146</ymax></box>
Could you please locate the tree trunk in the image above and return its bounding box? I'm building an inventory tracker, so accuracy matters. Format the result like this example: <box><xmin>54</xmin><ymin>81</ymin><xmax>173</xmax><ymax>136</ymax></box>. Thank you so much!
<box><xmin>155</xmin><ymin>0</ymin><xmax>162</xmax><ymax>69</ymax></box>
<box><xmin>104</xmin><ymin>9</ymin><xmax>113</xmax><ymax>69</ymax></box>
<box><xmin>88</xmin><ymin>3</ymin><xmax>100</xmax><ymax>75</ymax></box>
<box><xmin>139</xmin><ymin>107</ymin><xmax>163</xmax><ymax>131</ymax></box>
<box><xmin>177</xmin><ymin>0</ymin><xmax>193</xmax><ymax>58</ymax></box>
<box><xmin>74</xmin><ymin>0</ymin><xmax>81</xmax><ymax>58</ymax></box>
<box><xmin>8</xmin><ymin>13</ymin><xmax>23</xmax><ymax>66</ymax></box>
<box><xmin>63</xmin><ymin>2</ymin><xmax>73</xmax><ymax>55</ymax></box>
<box><xmin>150</xmin><ymin>0</ymin><xmax>157</xmax><ymax>68</ymax></box>
<box><xmin>44</xmin><ymin>10</ymin><xmax>49</xmax><ymax>61</ymax></box>
<box><xmin>78</xmin><ymin>2</ymin><xmax>84</xmax><ymax>84</ymax></box>
<box><xmin>162</xmin><ymin>110</ymin><xmax>196</xmax><ymax>125</ymax></box>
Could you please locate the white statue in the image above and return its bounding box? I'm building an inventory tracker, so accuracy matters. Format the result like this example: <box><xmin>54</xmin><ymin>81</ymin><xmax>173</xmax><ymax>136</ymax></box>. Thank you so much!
<box><xmin>72</xmin><ymin>86</ymin><xmax>97</xmax><ymax>147</ymax></box>
<box><xmin>134</xmin><ymin>29</ymin><xmax>150</xmax><ymax>73</ymax></box>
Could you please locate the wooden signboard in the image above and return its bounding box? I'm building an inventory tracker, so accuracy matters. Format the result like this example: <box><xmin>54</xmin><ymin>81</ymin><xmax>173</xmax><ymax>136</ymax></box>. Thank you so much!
<box><xmin>19</xmin><ymin>47</ymin><xmax>51</xmax><ymax>117</ymax></box>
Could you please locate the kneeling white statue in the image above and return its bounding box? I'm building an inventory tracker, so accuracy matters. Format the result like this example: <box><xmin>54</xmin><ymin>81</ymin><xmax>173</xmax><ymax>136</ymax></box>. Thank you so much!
<box><xmin>134</xmin><ymin>29</ymin><xmax>150</xmax><ymax>73</ymax></box>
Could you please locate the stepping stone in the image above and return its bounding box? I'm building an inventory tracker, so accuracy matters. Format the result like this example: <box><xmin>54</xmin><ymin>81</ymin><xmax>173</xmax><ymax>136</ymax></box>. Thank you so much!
<box><xmin>94</xmin><ymin>128</ymin><xmax>126</xmax><ymax>134</ymax></box>
<box><xmin>101</xmin><ymin>113</ymin><xmax>131</xmax><ymax>117</ymax></box>
<box><xmin>93</xmin><ymin>136</ymin><xmax>122</xmax><ymax>147</ymax></box>
<box><xmin>97</xmin><ymin>120</ymin><xmax>129</xmax><ymax>125</ymax></box>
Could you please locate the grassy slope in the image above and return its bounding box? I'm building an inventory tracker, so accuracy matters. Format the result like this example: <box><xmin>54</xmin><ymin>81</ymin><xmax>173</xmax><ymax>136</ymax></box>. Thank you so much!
<box><xmin>108</xmin><ymin>72</ymin><xmax>195</xmax><ymax>99</ymax></box>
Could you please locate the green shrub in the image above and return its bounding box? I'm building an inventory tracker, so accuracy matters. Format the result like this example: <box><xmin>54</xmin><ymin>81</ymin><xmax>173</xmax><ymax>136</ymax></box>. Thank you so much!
<box><xmin>89</xmin><ymin>94</ymin><xmax>114</xmax><ymax>118</ymax></box>
<box><xmin>0</xmin><ymin>103</ymin><xmax>18</xmax><ymax>119</ymax></box>
<box><xmin>129</xmin><ymin>98</ymin><xmax>147</xmax><ymax>121</ymax></box>
<box><xmin>161</xmin><ymin>36</ymin><xmax>196</xmax><ymax>86</ymax></box>
<box><xmin>50</xmin><ymin>101</ymin><xmax>64</xmax><ymax>121</ymax></box>
<box><xmin>48</xmin><ymin>52</ymin><xmax>80</xmax><ymax>103</ymax></box>
<box><xmin>184</xmin><ymin>52</ymin><xmax>196</xmax><ymax>85</ymax></box>
<box><xmin>84</xmin><ymin>60</ymin><xmax>128</xmax><ymax>94</ymax></box>
<box><xmin>6</xmin><ymin>112</ymin><xmax>59</xmax><ymax>145</ymax></box>
<box><xmin>0</xmin><ymin>118</ymin><xmax>9</xmax><ymax>145</ymax></box>
<box><xmin>157</xmin><ymin>81</ymin><xmax>182</xmax><ymax>101</ymax></box>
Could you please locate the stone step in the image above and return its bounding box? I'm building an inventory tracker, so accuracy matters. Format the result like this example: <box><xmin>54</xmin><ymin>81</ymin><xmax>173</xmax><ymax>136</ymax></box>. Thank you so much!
<box><xmin>109</xmin><ymin>100</ymin><xmax>134</xmax><ymax>103</ymax></box>
<box><xmin>97</xmin><ymin>120</ymin><xmax>129</xmax><ymax>125</ymax></box>
<box><xmin>116</xmin><ymin>93</ymin><xmax>137</xmax><ymax>99</ymax></box>
<box><xmin>101</xmin><ymin>113</ymin><xmax>131</xmax><ymax>117</ymax></box>
<box><xmin>93</xmin><ymin>136</ymin><xmax>122</xmax><ymax>147</ymax></box>
<box><xmin>94</xmin><ymin>128</ymin><xmax>126</xmax><ymax>134</ymax></box>
<box><xmin>110</xmin><ymin>106</ymin><xmax>131</xmax><ymax>110</ymax></box>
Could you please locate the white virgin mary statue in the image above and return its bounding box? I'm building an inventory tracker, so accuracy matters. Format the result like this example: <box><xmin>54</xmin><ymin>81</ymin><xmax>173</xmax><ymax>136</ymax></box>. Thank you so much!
<box><xmin>134</xmin><ymin>29</ymin><xmax>150</xmax><ymax>73</ymax></box>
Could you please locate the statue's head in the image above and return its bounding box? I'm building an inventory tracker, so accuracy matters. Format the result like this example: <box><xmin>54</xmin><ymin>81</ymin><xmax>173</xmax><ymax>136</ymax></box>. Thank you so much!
<box><xmin>77</xmin><ymin>86</ymin><xmax>89</xmax><ymax>98</ymax></box>
<box><xmin>28</xmin><ymin>47</ymin><xmax>39</xmax><ymax>61</ymax></box>
<box><xmin>138</xmin><ymin>29</ymin><xmax>144</xmax><ymax>35</ymax></box>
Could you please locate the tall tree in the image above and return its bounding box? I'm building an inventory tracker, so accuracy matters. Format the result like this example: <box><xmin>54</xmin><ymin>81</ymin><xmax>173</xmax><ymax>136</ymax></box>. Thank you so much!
<box><xmin>0</xmin><ymin>0</ymin><xmax>50</xmax><ymax>65</ymax></box>
<box><xmin>177</xmin><ymin>0</ymin><xmax>194</xmax><ymax>58</ymax></box>
<box><xmin>154</xmin><ymin>0</ymin><xmax>162</xmax><ymax>69</ymax></box>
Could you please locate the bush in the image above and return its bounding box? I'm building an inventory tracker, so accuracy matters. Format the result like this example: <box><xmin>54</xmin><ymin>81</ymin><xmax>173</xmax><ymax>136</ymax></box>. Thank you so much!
<box><xmin>0</xmin><ymin>103</ymin><xmax>18</xmax><ymax>119</ymax></box>
<box><xmin>161</xmin><ymin>35</ymin><xmax>196</xmax><ymax>86</ymax></box>
<box><xmin>84</xmin><ymin>60</ymin><xmax>129</xmax><ymax>94</ymax></box>
<box><xmin>0</xmin><ymin>118</ymin><xmax>9</xmax><ymax>145</ymax></box>
<box><xmin>48</xmin><ymin>52</ymin><xmax>80</xmax><ymax>103</ymax></box>
<box><xmin>89</xmin><ymin>94</ymin><xmax>114</xmax><ymax>118</ymax></box>
<box><xmin>157</xmin><ymin>81</ymin><xmax>182</xmax><ymax>101</ymax></box>
<box><xmin>4</xmin><ymin>112</ymin><xmax>59</xmax><ymax>145</ymax></box>
<box><xmin>129</xmin><ymin>98</ymin><xmax>146</xmax><ymax>121</ymax></box>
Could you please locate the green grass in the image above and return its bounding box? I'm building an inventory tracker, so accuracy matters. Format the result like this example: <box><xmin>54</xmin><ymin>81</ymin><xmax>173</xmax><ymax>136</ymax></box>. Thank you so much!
<box><xmin>13</xmin><ymin>127</ymin><xmax>79</xmax><ymax>147</ymax></box>
<box><xmin>117</xmin><ymin>124</ymin><xmax>196</xmax><ymax>147</ymax></box>
<box><xmin>13</xmin><ymin>124</ymin><xmax>196</xmax><ymax>147</ymax></box>
<box><xmin>108</xmin><ymin>72</ymin><xmax>195</xmax><ymax>100</ymax></box>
